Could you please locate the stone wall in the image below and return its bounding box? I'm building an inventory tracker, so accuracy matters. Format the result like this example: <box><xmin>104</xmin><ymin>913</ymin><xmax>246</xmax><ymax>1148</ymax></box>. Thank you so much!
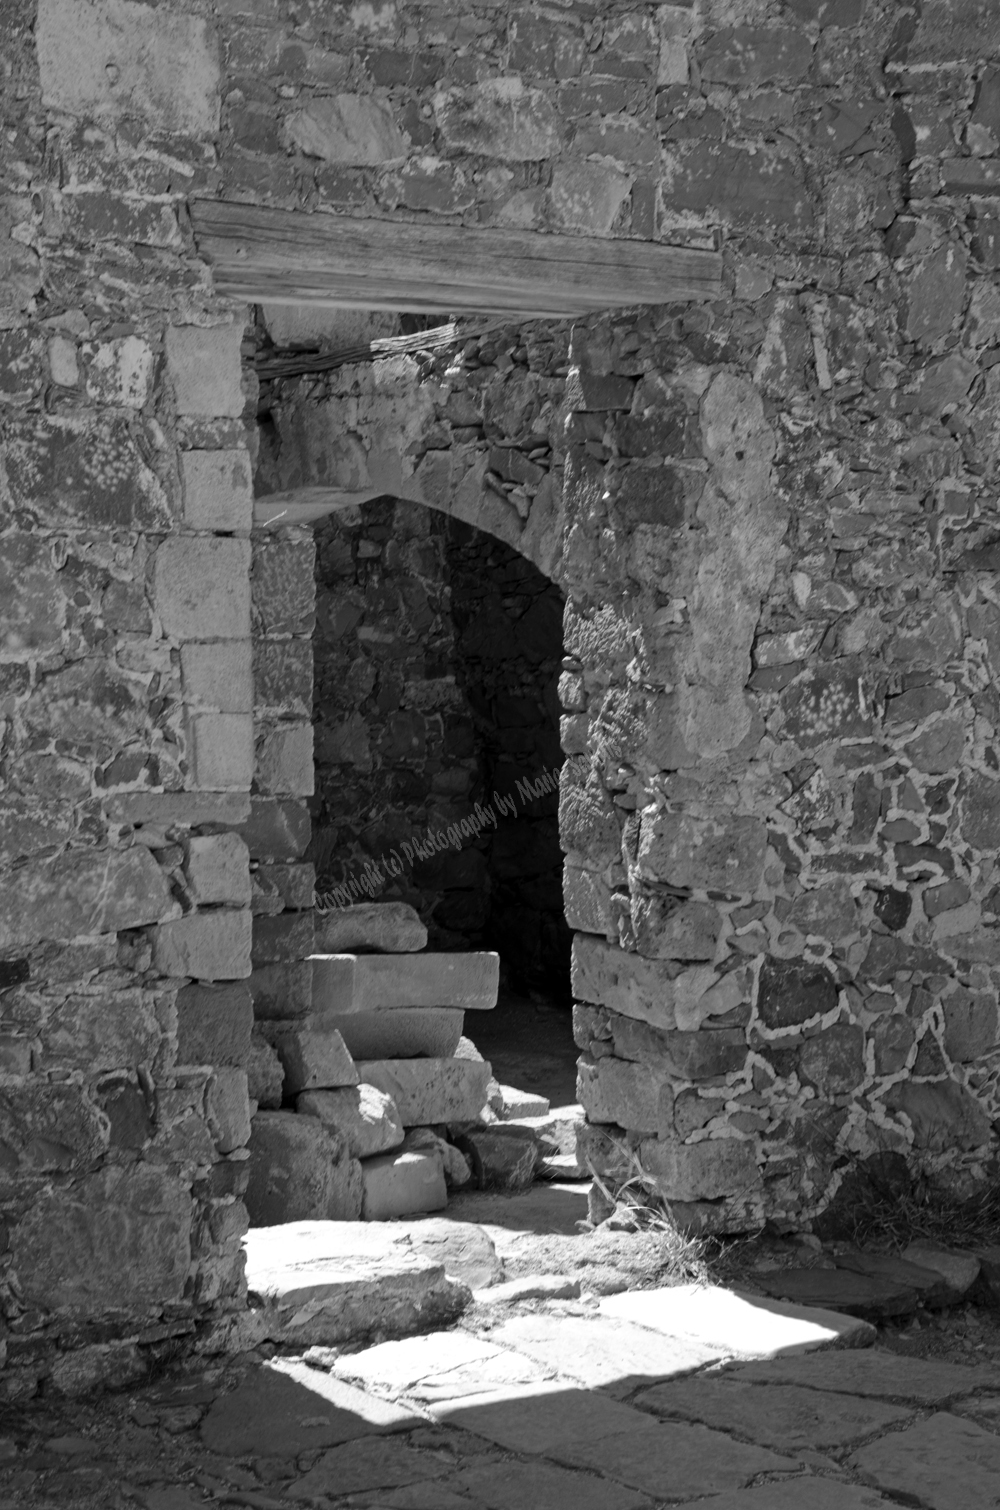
<box><xmin>4</xmin><ymin>0</ymin><xmax>1000</xmax><ymax>1371</ymax></box>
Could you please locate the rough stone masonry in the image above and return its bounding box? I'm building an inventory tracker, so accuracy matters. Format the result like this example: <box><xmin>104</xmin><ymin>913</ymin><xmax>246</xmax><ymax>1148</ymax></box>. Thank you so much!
<box><xmin>3</xmin><ymin>0</ymin><xmax>1000</xmax><ymax>1385</ymax></box>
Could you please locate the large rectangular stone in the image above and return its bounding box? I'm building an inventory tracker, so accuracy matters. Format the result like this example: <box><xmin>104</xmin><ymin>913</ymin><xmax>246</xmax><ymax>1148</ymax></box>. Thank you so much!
<box><xmin>237</xmin><ymin>798</ymin><xmax>311</xmax><ymax>860</ymax></box>
<box><xmin>266</xmin><ymin>1025</ymin><xmax>358</xmax><ymax>1093</ymax></box>
<box><xmin>360</xmin><ymin>1150</ymin><xmax>448</xmax><ymax>1220</ymax></box>
<box><xmin>151</xmin><ymin>909</ymin><xmax>252</xmax><ymax>981</ymax></box>
<box><xmin>252</xmin><ymin>910</ymin><xmax>315</xmax><ymax>964</ymax></box>
<box><xmin>242</xmin><ymin>1221</ymin><xmax>469</xmax><ymax>1347</ymax></box>
<box><xmin>0</xmin><ymin>846</ymin><xmax>175</xmax><ymax>952</ymax></box>
<box><xmin>106</xmin><ymin>792</ymin><xmax>251</xmax><ymax>827</ymax></box>
<box><xmin>250</xmin><ymin>962</ymin><xmax>313</xmax><ymax>1019</ymax></box>
<box><xmin>636</xmin><ymin>811</ymin><xmax>767</xmax><ymax>896</ymax></box>
<box><xmin>298</xmin><ymin>1085</ymin><xmax>404</xmax><ymax>1158</ymax></box>
<box><xmin>176</xmin><ymin>981</ymin><xmax>253</xmax><ymax>1067</ymax></box>
<box><xmin>153</xmin><ymin>536</ymin><xmax>251</xmax><ymax>641</ymax></box>
<box><xmin>165</xmin><ymin>323</ymin><xmax>245</xmax><ymax>417</ymax></box>
<box><xmin>312</xmin><ymin>953</ymin><xmax>498</xmax><ymax>1013</ymax></box>
<box><xmin>577</xmin><ymin>1054</ymin><xmax>670</xmax><ymax>1135</ymax></box>
<box><xmin>314</xmin><ymin>901</ymin><xmax>427</xmax><ymax>953</ymax></box>
<box><xmin>639</xmin><ymin>1137</ymin><xmax>762</xmax><ymax>1202</ymax></box>
<box><xmin>184</xmin><ymin>833</ymin><xmax>252</xmax><ymax>906</ymax></box>
<box><xmin>330</xmin><ymin>1008</ymin><xmax>464</xmax><ymax>1060</ymax></box>
<box><xmin>254</xmin><ymin>721</ymin><xmax>314</xmax><ymax>796</ymax></box>
<box><xmin>188</xmin><ymin>712</ymin><xmax>254</xmax><ymax>791</ymax></box>
<box><xmin>245</xmin><ymin>1112</ymin><xmax>362</xmax><ymax>1225</ymax></box>
<box><xmin>37</xmin><ymin>0</ymin><xmax>221</xmax><ymax>136</ymax></box>
<box><xmin>180</xmin><ymin>449</ymin><xmax>252</xmax><ymax>530</ymax></box>
<box><xmin>354</xmin><ymin>1058</ymin><xmax>492</xmax><ymax>1126</ymax></box>
<box><xmin>181</xmin><ymin>641</ymin><xmax>253</xmax><ymax>714</ymax></box>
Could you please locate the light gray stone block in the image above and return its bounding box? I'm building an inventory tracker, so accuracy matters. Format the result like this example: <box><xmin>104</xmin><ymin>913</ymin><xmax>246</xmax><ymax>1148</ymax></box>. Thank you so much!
<box><xmin>151</xmin><ymin>909</ymin><xmax>252</xmax><ymax>981</ymax></box>
<box><xmin>165</xmin><ymin>322</ymin><xmax>244</xmax><ymax>417</ymax></box>
<box><xmin>187</xmin><ymin>712</ymin><xmax>254</xmax><ymax>792</ymax></box>
<box><xmin>297</xmin><ymin>1084</ymin><xmax>404</xmax><ymax>1159</ymax></box>
<box><xmin>181</xmin><ymin>641</ymin><xmax>253</xmax><ymax>714</ymax></box>
<box><xmin>269</xmin><ymin>1026</ymin><xmax>358</xmax><ymax>1093</ymax></box>
<box><xmin>37</xmin><ymin>0</ymin><xmax>221</xmax><ymax>136</ymax></box>
<box><xmin>314</xmin><ymin>902</ymin><xmax>427</xmax><ymax>954</ymax></box>
<box><xmin>180</xmin><ymin>448</ymin><xmax>252</xmax><ymax>530</ymax></box>
<box><xmin>354</xmin><ymin>1058</ymin><xmax>492</xmax><ymax>1126</ymax></box>
<box><xmin>360</xmin><ymin>1150</ymin><xmax>448</xmax><ymax>1221</ymax></box>
<box><xmin>312</xmin><ymin>952</ymin><xmax>498</xmax><ymax>1013</ymax></box>
<box><xmin>328</xmin><ymin>1007</ymin><xmax>464</xmax><ymax>1060</ymax></box>
<box><xmin>153</xmin><ymin>536</ymin><xmax>251</xmax><ymax>642</ymax></box>
<box><xmin>184</xmin><ymin>833</ymin><xmax>251</xmax><ymax>906</ymax></box>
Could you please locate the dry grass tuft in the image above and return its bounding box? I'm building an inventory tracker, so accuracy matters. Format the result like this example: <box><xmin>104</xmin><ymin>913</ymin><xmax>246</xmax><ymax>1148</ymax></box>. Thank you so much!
<box><xmin>842</xmin><ymin>1179</ymin><xmax>1000</xmax><ymax>1255</ymax></box>
<box><xmin>587</xmin><ymin>1139</ymin><xmax>710</xmax><ymax>1286</ymax></box>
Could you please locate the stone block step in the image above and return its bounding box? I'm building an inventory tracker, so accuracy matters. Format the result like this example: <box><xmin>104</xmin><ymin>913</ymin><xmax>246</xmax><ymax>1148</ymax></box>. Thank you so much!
<box><xmin>315</xmin><ymin>901</ymin><xmax>428</xmax><ymax>954</ymax></box>
<box><xmin>243</xmin><ymin>1220</ymin><xmax>471</xmax><ymax>1346</ymax></box>
<box><xmin>360</xmin><ymin>1150</ymin><xmax>448</xmax><ymax>1220</ymax></box>
<box><xmin>312</xmin><ymin>952</ymin><xmax>499</xmax><ymax>1013</ymax></box>
<box><xmin>356</xmin><ymin>1057</ymin><xmax>493</xmax><ymax>1126</ymax></box>
<box><xmin>326</xmin><ymin>1006</ymin><xmax>464</xmax><ymax>1060</ymax></box>
<box><xmin>264</xmin><ymin>1024</ymin><xmax>358</xmax><ymax>1094</ymax></box>
<box><xmin>297</xmin><ymin>1084</ymin><xmax>404</xmax><ymax>1159</ymax></box>
<box><xmin>600</xmin><ymin>1284</ymin><xmax>875</xmax><ymax>1360</ymax></box>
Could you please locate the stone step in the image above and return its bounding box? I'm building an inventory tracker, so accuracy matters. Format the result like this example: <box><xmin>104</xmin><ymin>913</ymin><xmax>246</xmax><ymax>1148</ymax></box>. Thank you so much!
<box><xmin>243</xmin><ymin>1220</ymin><xmax>471</xmax><ymax>1346</ymax></box>
<box><xmin>495</xmin><ymin>1085</ymin><xmax>550</xmax><ymax>1118</ymax></box>
<box><xmin>323</xmin><ymin>1006</ymin><xmax>464</xmax><ymax>1060</ymax></box>
<box><xmin>263</xmin><ymin>1023</ymin><xmax>358</xmax><ymax>1094</ymax></box>
<box><xmin>315</xmin><ymin>901</ymin><xmax>428</xmax><ymax>954</ymax></box>
<box><xmin>360</xmin><ymin>1149</ymin><xmax>448</xmax><ymax>1220</ymax></box>
<box><xmin>297</xmin><ymin>1084</ymin><xmax>404</xmax><ymax>1159</ymax></box>
<box><xmin>356</xmin><ymin>1057</ymin><xmax>493</xmax><ymax>1126</ymax></box>
<box><xmin>312</xmin><ymin>952</ymin><xmax>499</xmax><ymax>1013</ymax></box>
<box><xmin>751</xmin><ymin>1266</ymin><xmax>920</xmax><ymax>1321</ymax></box>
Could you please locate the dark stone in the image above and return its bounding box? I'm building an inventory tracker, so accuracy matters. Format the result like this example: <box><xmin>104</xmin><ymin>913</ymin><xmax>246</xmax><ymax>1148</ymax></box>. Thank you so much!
<box><xmin>102</xmin><ymin>1082</ymin><xmax>154</xmax><ymax>1149</ymax></box>
<box><xmin>0</xmin><ymin>959</ymin><xmax>29</xmax><ymax>991</ymax></box>
<box><xmin>873</xmin><ymin>888</ymin><xmax>911</xmax><ymax>931</ymax></box>
<box><xmin>253</xmin><ymin>641</ymin><xmax>313</xmax><ymax>718</ymax></box>
<box><xmin>833</xmin><ymin>1250</ymin><xmax>950</xmax><ymax>1307</ymax></box>
<box><xmin>251</xmin><ymin>910</ymin><xmax>315</xmax><ymax>965</ymax></box>
<box><xmin>886</xmin><ymin>685</ymin><xmax>950</xmax><ymax>723</ymax></box>
<box><xmin>923</xmin><ymin>879</ymin><xmax>970</xmax><ymax>917</ymax></box>
<box><xmin>566</xmin><ymin>372</ymin><xmax>636</xmax><ymax>411</ymax></box>
<box><xmin>611</xmin><ymin>403</ymin><xmax>695</xmax><ymax>459</ymax></box>
<box><xmin>971</xmin><ymin>217</ymin><xmax>1000</xmax><ymax>269</ymax></box>
<box><xmin>614</xmin><ymin>465</ymin><xmax>687</xmax><ymax>528</ymax></box>
<box><xmin>252</xmin><ymin>539</ymin><xmax>316</xmax><ymax>635</ymax></box>
<box><xmin>176</xmin><ymin>983</ymin><xmax>253</xmax><ymax>1069</ymax></box>
<box><xmin>913</xmin><ymin>1031</ymin><xmax>948</xmax><ymax>1077</ymax></box>
<box><xmin>962</xmin><ymin>773</ymin><xmax>1000</xmax><ymax>851</ymax></box>
<box><xmin>667</xmin><ymin>142</ymin><xmax>814</xmax><ymax>231</ymax></box>
<box><xmin>862</xmin><ymin>935</ymin><xmax>949</xmax><ymax>986</ymax></box>
<box><xmin>873</xmin><ymin>1014</ymin><xmax>915</xmax><ymax>1075</ymax></box>
<box><xmin>752</xmin><ymin>1267</ymin><xmax>918</xmax><ymax>1320</ymax></box>
<box><xmin>455</xmin><ymin>1126</ymin><xmax>538</xmax><ymax>1191</ymax></box>
<box><xmin>799</xmin><ymin>1023</ymin><xmax>865</xmax><ymax>1095</ymax></box>
<box><xmin>781</xmin><ymin>666</ymin><xmax>872</xmax><ymax>747</ymax></box>
<box><xmin>885</xmin><ymin>1080</ymin><xmax>991</xmax><ymax>1152</ymax></box>
<box><xmin>894</xmin><ymin>844</ymin><xmax>954</xmax><ymax>877</ymax></box>
<box><xmin>5</xmin><ymin>416</ymin><xmax>171</xmax><ymax>530</ymax></box>
<box><xmin>238</xmin><ymin>799</ymin><xmax>311</xmax><ymax>861</ymax></box>
<box><xmin>699</xmin><ymin>27</ymin><xmax>813</xmax><ymax>85</ymax></box>
<box><xmin>757</xmin><ymin>957</ymin><xmax>838</xmax><ymax>1028</ymax></box>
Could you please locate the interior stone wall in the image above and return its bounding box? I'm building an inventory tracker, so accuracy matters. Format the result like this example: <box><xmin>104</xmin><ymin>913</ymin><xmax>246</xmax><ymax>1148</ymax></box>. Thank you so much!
<box><xmin>3</xmin><ymin>0</ymin><xmax>1000</xmax><ymax>1377</ymax></box>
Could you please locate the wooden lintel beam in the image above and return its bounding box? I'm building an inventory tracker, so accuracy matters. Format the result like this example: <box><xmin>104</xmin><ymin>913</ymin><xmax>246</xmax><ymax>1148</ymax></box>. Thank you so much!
<box><xmin>190</xmin><ymin>200</ymin><xmax>721</xmax><ymax>317</ymax></box>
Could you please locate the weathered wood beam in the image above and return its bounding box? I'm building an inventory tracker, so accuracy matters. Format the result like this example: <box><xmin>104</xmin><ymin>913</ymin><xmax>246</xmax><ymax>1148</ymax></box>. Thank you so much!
<box><xmin>190</xmin><ymin>200</ymin><xmax>721</xmax><ymax>317</ymax></box>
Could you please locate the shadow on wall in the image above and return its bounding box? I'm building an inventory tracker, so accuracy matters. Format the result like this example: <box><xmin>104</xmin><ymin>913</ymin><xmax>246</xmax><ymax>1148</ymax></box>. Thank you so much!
<box><xmin>309</xmin><ymin>499</ymin><xmax>569</xmax><ymax>997</ymax></box>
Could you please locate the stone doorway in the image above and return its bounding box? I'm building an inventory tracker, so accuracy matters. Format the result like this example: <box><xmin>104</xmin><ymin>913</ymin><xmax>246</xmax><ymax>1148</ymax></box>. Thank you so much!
<box><xmin>248</xmin><ymin>307</ymin><xmax>584</xmax><ymax>1223</ymax></box>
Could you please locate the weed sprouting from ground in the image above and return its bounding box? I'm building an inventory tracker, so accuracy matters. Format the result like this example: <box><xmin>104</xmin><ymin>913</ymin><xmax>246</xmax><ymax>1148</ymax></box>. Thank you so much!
<box><xmin>587</xmin><ymin>1140</ymin><xmax>710</xmax><ymax>1286</ymax></box>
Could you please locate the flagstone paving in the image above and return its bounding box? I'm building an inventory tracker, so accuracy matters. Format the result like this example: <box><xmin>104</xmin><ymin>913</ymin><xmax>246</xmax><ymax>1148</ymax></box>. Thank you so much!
<box><xmin>4</xmin><ymin>1268</ymin><xmax>1000</xmax><ymax>1508</ymax></box>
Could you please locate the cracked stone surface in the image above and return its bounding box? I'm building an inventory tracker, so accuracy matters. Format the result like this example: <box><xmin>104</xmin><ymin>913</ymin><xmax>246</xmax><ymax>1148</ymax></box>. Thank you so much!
<box><xmin>1</xmin><ymin>1277</ymin><xmax>999</xmax><ymax>1509</ymax></box>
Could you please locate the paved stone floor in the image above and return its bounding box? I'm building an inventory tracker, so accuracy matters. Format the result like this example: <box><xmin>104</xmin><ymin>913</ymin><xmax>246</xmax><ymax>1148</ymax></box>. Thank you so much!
<box><xmin>3</xmin><ymin>1275</ymin><xmax>1000</xmax><ymax>1510</ymax></box>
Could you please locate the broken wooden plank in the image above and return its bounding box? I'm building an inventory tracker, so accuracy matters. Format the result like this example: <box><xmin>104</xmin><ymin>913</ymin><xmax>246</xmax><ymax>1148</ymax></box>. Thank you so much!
<box><xmin>190</xmin><ymin>200</ymin><xmax>721</xmax><ymax>316</ymax></box>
